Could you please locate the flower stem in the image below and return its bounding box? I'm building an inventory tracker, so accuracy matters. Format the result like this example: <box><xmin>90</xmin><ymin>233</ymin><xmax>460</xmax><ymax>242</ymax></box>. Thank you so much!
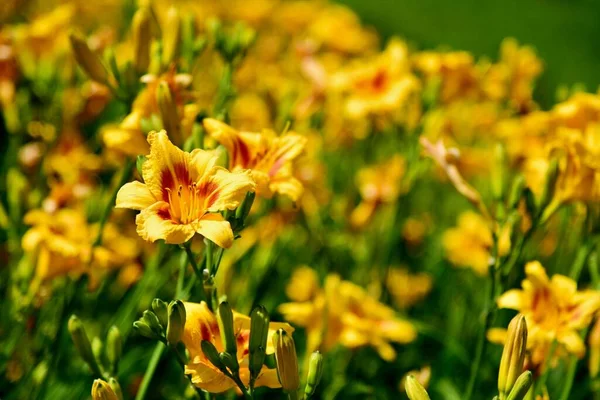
<box><xmin>92</xmin><ymin>158</ymin><xmax>135</xmax><ymax>248</ymax></box>
<box><xmin>134</xmin><ymin>343</ymin><xmax>165</xmax><ymax>400</ymax></box>
<box><xmin>183</xmin><ymin>242</ymin><xmax>207</xmax><ymax>303</ymax></box>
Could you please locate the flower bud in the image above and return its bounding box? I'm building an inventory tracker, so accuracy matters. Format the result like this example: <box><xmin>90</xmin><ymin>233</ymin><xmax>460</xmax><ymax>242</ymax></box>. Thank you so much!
<box><xmin>69</xmin><ymin>33</ymin><xmax>109</xmax><ymax>84</ymax></box>
<box><xmin>167</xmin><ymin>300</ymin><xmax>186</xmax><ymax>345</ymax></box>
<box><xmin>304</xmin><ymin>351</ymin><xmax>324</xmax><ymax>398</ymax></box>
<box><xmin>507</xmin><ymin>175</ymin><xmax>526</xmax><ymax>211</ymax></box>
<box><xmin>405</xmin><ymin>375</ymin><xmax>431</xmax><ymax>400</ymax></box>
<box><xmin>132</xmin><ymin>7</ymin><xmax>152</xmax><ymax>74</ymax></box>
<box><xmin>249</xmin><ymin>306</ymin><xmax>270</xmax><ymax>380</ymax></box>
<box><xmin>92</xmin><ymin>337</ymin><xmax>104</xmax><ymax>366</ymax></box>
<box><xmin>92</xmin><ymin>379</ymin><xmax>118</xmax><ymax>400</ymax></box>
<box><xmin>134</xmin><ymin>310</ymin><xmax>164</xmax><ymax>340</ymax></box>
<box><xmin>106</xmin><ymin>325</ymin><xmax>122</xmax><ymax>372</ymax></box>
<box><xmin>201</xmin><ymin>340</ymin><xmax>226</xmax><ymax>371</ymax></box>
<box><xmin>217</xmin><ymin>301</ymin><xmax>237</xmax><ymax>355</ymax></box>
<box><xmin>498</xmin><ymin>314</ymin><xmax>528</xmax><ymax>397</ymax></box>
<box><xmin>219</xmin><ymin>351</ymin><xmax>240</xmax><ymax>374</ymax></box>
<box><xmin>272</xmin><ymin>329</ymin><xmax>299</xmax><ymax>392</ymax></box>
<box><xmin>157</xmin><ymin>83</ymin><xmax>181</xmax><ymax>143</ymax></box>
<box><xmin>161</xmin><ymin>7</ymin><xmax>180</xmax><ymax>68</ymax></box>
<box><xmin>151</xmin><ymin>298</ymin><xmax>169</xmax><ymax>328</ymax></box>
<box><xmin>235</xmin><ymin>191</ymin><xmax>256</xmax><ymax>222</ymax></box>
<box><xmin>108</xmin><ymin>378</ymin><xmax>123</xmax><ymax>400</ymax></box>
<box><xmin>538</xmin><ymin>158</ymin><xmax>559</xmax><ymax>213</ymax></box>
<box><xmin>506</xmin><ymin>371</ymin><xmax>533</xmax><ymax>400</ymax></box>
<box><xmin>69</xmin><ymin>315</ymin><xmax>102</xmax><ymax>376</ymax></box>
<box><xmin>492</xmin><ymin>143</ymin><xmax>506</xmax><ymax>201</ymax></box>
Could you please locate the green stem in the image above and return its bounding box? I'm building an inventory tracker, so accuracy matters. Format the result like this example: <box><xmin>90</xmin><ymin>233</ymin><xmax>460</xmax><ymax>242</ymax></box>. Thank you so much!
<box><xmin>535</xmin><ymin>340</ymin><xmax>557</xmax><ymax>394</ymax></box>
<box><xmin>92</xmin><ymin>158</ymin><xmax>135</xmax><ymax>248</ymax></box>
<box><xmin>205</xmin><ymin>240</ymin><xmax>214</xmax><ymax>276</ymax></box>
<box><xmin>227</xmin><ymin>371</ymin><xmax>252</xmax><ymax>399</ymax></box>
<box><xmin>135</xmin><ymin>343</ymin><xmax>165</xmax><ymax>400</ymax></box>
<box><xmin>559</xmin><ymin>355</ymin><xmax>579</xmax><ymax>400</ymax></box>
<box><xmin>184</xmin><ymin>242</ymin><xmax>207</xmax><ymax>303</ymax></box>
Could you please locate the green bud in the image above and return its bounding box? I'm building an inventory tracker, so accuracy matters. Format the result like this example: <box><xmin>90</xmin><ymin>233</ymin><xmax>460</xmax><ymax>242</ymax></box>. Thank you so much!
<box><xmin>106</xmin><ymin>325</ymin><xmax>122</xmax><ymax>373</ymax></box>
<box><xmin>506</xmin><ymin>371</ymin><xmax>533</xmax><ymax>400</ymax></box>
<box><xmin>132</xmin><ymin>7</ymin><xmax>152</xmax><ymax>74</ymax></box>
<box><xmin>304</xmin><ymin>351</ymin><xmax>324</xmax><ymax>398</ymax></box>
<box><xmin>69</xmin><ymin>33</ymin><xmax>109</xmax><ymax>84</ymax></box>
<box><xmin>201</xmin><ymin>340</ymin><xmax>226</xmax><ymax>371</ymax></box>
<box><xmin>272</xmin><ymin>329</ymin><xmax>299</xmax><ymax>392</ymax></box>
<box><xmin>492</xmin><ymin>143</ymin><xmax>507</xmax><ymax>201</ymax></box>
<box><xmin>217</xmin><ymin>301</ymin><xmax>237</xmax><ymax>355</ymax></box>
<box><xmin>538</xmin><ymin>158</ymin><xmax>559</xmax><ymax>214</ymax></box>
<box><xmin>134</xmin><ymin>310</ymin><xmax>163</xmax><ymax>340</ymax></box>
<box><xmin>105</xmin><ymin>47</ymin><xmax>121</xmax><ymax>87</ymax></box>
<box><xmin>92</xmin><ymin>379</ymin><xmax>118</xmax><ymax>400</ymax></box>
<box><xmin>68</xmin><ymin>315</ymin><xmax>102</xmax><ymax>376</ymax></box>
<box><xmin>235</xmin><ymin>191</ymin><xmax>256</xmax><ymax>222</ymax></box>
<box><xmin>523</xmin><ymin>188</ymin><xmax>537</xmax><ymax>221</ymax></box>
<box><xmin>507</xmin><ymin>175</ymin><xmax>526</xmax><ymax>210</ymax></box>
<box><xmin>108</xmin><ymin>378</ymin><xmax>123</xmax><ymax>400</ymax></box>
<box><xmin>405</xmin><ymin>375</ymin><xmax>431</xmax><ymax>400</ymax></box>
<box><xmin>249</xmin><ymin>306</ymin><xmax>270</xmax><ymax>380</ymax></box>
<box><xmin>92</xmin><ymin>337</ymin><xmax>104</xmax><ymax>366</ymax></box>
<box><xmin>264</xmin><ymin>353</ymin><xmax>276</xmax><ymax>369</ymax></box>
<box><xmin>157</xmin><ymin>82</ymin><xmax>181</xmax><ymax>143</ymax></box>
<box><xmin>167</xmin><ymin>300</ymin><xmax>186</xmax><ymax>345</ymax></box>
<box><xmin>151</xmin><ymin>298</ymin><xmax>169</xmax><ymax>328</ymax></box>
<box><xmin>498</xmin><ymin>314</ymin><xmax>528</xmax><ymax>397</ymax></box>
<box><xmin>219</xmin><ymin>351</ymin><xmax>240</xmax><ymax>374</ymax></box>
<box><xmin>161</xmin><ymin>7</ymin><xmax>181</xmax><ymax>68</ymax></box>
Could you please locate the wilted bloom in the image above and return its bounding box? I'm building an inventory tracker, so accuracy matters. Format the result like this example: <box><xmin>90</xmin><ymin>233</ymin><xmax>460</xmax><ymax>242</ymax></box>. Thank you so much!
<box><xmin>350</xmin><ymin>155</ymin><xmax>406</xmax><ymax>228</ymax></box>
<box><xmin>442</xmin><ymin>211</ymin><xmax>510</xmax><ymax>276</ymax></box>
<box><xmin>181</xmin><ymin>301</ymin><xmax>294</xmax><ymax>393</ymax></box>
<box><xmin>495</xmin><ymin>261</ymin><xmax>600</xmax><ymax>367</ymax></box>
<box><xmin>279</xmin><ymin>266</ymin><xmax>417</xmax><ymax>361</ymax></box>
<box><xmin>116</xmin><ymin>130</ymin><xmax>255</xmax><ymax>247</ymax></box>
<box><xmin>203</xmin><ymin>119</ymin><xmax>306</xmax><ymax>201</ymax></box>
<box><xmin>329</xmin><ymin>39</ymin><xmax>420</xmax><ymax>119</ymax></box>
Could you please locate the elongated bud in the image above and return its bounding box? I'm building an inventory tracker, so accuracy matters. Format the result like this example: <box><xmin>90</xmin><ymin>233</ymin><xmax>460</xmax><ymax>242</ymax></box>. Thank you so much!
<box><xmin>92</xmin><ymin>337</ymin><xmax>104</xmax><ymax>366</ymax></box>
<box><xmin>161</xmin><ymin>7</ymin><xmax>181</xmax><ymax>67</ymax></box>
<box><xmin>151</xmin><ymin>298</ymin><xmax>168</xmax><ymax>328</ymax></box>
<box><xmin>498</xmin><ymin>314</ymin><xmax>528</xmax><ymax>397</ymax></box>
<box><xmin>249</xmin><ymin>306</ymin><xmax>270</xmax><ymax>380</ymax></box>
<box><xmin>217</xmin><ymin>301</ymin><xmax>237</xmax><ymax>355</ymax></box>
<box><xmin>538</xmin><ymin>158</ymin><xmax>559</xmax><ymax>213</ymax></box>
<box><xmin>506</xmin><ymin>371</ymin><xmax>533</xmax><ymax>400</ymax></box>
<box><xmin>273</xmin><ymin>329</ymin><xmax>299</xmax><ymax>392</ymax></box>
<box><xmin>132</xmin><ymin>7</ymin><xmax>152</xmax><ymax>74</ymax></box>
<box><xmin>134</xmin><ymin>310</ymin><xmax>163</xmax><ymax>340</ymax></box>
<box><xmin>219</xmin><ymin>351</ymin><xmax>240</xmax><ymax>374</ymax></box>
<box><xmin>492</xmin><ymin>143</ymin><xmax>506</xmax><ymax>201</ymax></box>
<box><xmin>235</xmin><ymin>191</ymin><xmax>256</xmax><ymax>222</ymax></box>
<box><xmin>69</xmin><ymin>33</ymin><xmax>109</xmax><ymax>84</ymax></box>
<box><xmin>108</xmin><ymin>378</ymin><xmax>123</xmax><ymax>400</ymax></box>
<box><xmin>167</xmin><ymin>300</ymin><xmax>186</xmax><ymax>345</ymax></box>
<box><xmin>157</xmin><ymin>82</ymin><xmax>181</xmax><ymax>142</ymax></box>
<box><xmin>92</xmin><ymin>379</ymin><xmax>118</xmax><ymax>400</ymax></box>
<box><xmin>405</xmin><ymin>375</ymin><xmax>430</xmax><ymax>400</ymax></box>
<box><xmin>304</xmin><ymin>351</ymin><xmax>324</xmax><ymax>398</ymax></box>
<box><xmin>507</xmin><ymin>175</ymin><xmax>526</xmax><ymax>210</ymax></box>
<box><xmin>107</xmin><ymin>326</ymin><xmax>122</xmax><ymax>372</ymax></box>
<box><xmin>201</xmin><ymin>340</ymin><xmax>226</xmax><ymax>371</ymax></box>
<box><xmin>589</xmin><ymin>318</ymin><xmax>600</xmax><ymax>378</ymax></box>
<box><xmin>105</xmin><ymin>47</ymin><xmax>121</xmax><ymax>86</ymax></box>
<box><xmin>69</xmin><ymin>315</ymin><xmax>102</xmax><ymax>375</ymax></box>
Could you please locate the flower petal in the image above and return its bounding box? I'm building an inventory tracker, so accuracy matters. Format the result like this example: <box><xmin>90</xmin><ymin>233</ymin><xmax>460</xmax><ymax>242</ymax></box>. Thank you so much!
<box><xmin>195</xmin><ymin>213</ymin><xmax>234</xmax><ymax>248</ymax></box>
<box><xmin>203</xmin><ymin>168</ymin><xmax>256</xmax><ymax>212</ymax></box>
<box><xmin>497</xmin><ymin>289</ymin><xmax>525</xmax><ymax>310</ymax></box>
<box><xmin>115</xmin><ymin>181</ymin><xmax>156</xmax><ymax>210</ymax></box>
<box><xmin>185</xmin><ymin>361</ymin><xmax>235</xmax><ymax>393</ymax></box>
<box><xmin>136</xmin><ymin>201</ymin><xmax>195</xmax><ymax>244</ymax></box>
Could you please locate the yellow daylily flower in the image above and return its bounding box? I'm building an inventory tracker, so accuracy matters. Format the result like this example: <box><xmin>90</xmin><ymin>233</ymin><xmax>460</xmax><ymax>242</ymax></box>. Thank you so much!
<box><xmin>182</xmin><ymin>301</ymin><xmax>294</xmax><ymax>393</ymax></box>
<box><xmin>386</xmin><ymin>268</ymin><xmax>433</xmax><ymax>309</ymax></box>
<box><xmin>115</xmin><ymin>130</ymin><xmax>255</xmax><ymax>247</ymax></box>
<box><xmin>203</xmin><ymin>119</ymin><xmax>307</xmax><ymax>201</ymax></box>
<box><xmin>279</xmin><ymin>266</ymin><xmax>417</xmax><ymax>362</ymax></box>
<box><xmin>102</xmin><ymin>111</ymin><xmax>149</xmax><ymax>157</ymax></box>
<box><xmin>496</xmin><ymin>261</ymin><xmax>600</xmax><ymax>364</ymax></box>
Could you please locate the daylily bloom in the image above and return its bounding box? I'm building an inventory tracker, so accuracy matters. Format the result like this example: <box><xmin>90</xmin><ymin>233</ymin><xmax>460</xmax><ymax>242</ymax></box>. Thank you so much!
<box><xmin>182</xmin><ymin>301</ymin><xmax>294</xmax><ymax>393</ymax></box>
<box><xmin>386</xmin><ymin>268</ymin><xmax>433</xmax><ymax>309</ymax></box>
<box><xmin>102</xmin><ymin>111</ymin><xmax>149</xmax><ymax>157</ymax></box>
<box><xmin>203</xmin><ymin>119</ymin><xmax>306</xmax><ymax>201</ymax></box>
<box><xmin>495</xmin><ymin>261</ymin><xmax>600</xmax><ymax>366</ymax></box>
<box><xmin>279</xmin><ymin>266</ymin><xmax>417</xmax><ymax>361</ymax></box>
<box><xmin>115</xmin><ymin>130</ymin><xmax>255</xmax><ymax>247</ymax></box>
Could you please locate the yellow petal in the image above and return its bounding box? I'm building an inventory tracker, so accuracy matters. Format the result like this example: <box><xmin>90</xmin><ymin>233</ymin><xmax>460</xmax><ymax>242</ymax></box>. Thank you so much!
<box><xmin>203</xmin><ymin>118</ymin><xmax>263</xmax><ymax>168</ymax></box>
<box><xmin>115</xmin><ymin>181</ymin><xmax>157</xmax><ymax>210</ymax></box>
<box><xmin>559</xmin><ymin>330</ymin><xmax>586</xmax><ymax>358</ymax></box>
<box><xmin>182</xmin><ymin>301</ymin><xmax>218</xmax><ymax>358</ymax></box>
<box><xmin>190</xmin><ymin>148</ymin><xmax>218</xmax><ymax>179</ymax></box>
<box><xmin>524</xmin><ymin>261</ymin><xmax>549</xmax><ymax>288</ymax></box>
<box><xmin>487</xmin><ymin>328</ymin><xmax>508</xmax><ymax>344</ymax></box>
<box><xmin>136</xmin><ymin>201</ymin><xmax>195</xmax><ymax>244</ymax></box>
<box><xmin>497</xmin><ymin>289</ymin><xmax>525</xmax><ymax>310</ymax></box>
<box><xmin>185</xmin><ymin>361</ymin><xmax>235</xmax><ymax>393</ymax></box>
<box><xmin>269</xmin><ymin>176</ymin><xmax>304</xmax><ymax>202</ymax></box>
<box><xmin>204</xmin><ymin>168</ymin><xmax>256</xmax><ymax>212</ymax></box>
<box><xmin>195</xmin><ymin>213</ymin><xmax>234</xmax><ymax>248</ymax></box>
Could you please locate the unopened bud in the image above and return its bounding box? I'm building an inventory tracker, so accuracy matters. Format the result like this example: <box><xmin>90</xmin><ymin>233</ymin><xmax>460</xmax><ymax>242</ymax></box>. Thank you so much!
<box><xmin>161</xmin><ymin>7</ymin><xmax>181</xmax><ymax>67</ymax></box>
<box><xmin>69</xmin><ymin>33</ymin><xmax>109</xmax><ymax>84</ymax></box>
<box><xmin>92</xmin><ymin>337</ymin><xmax>104</xmax><ymax>366</ymax></box>
<box><xmin>133</xmin><ymin>310</ymin><xmax>164</xmax><ymax>340</ymax></box>
<box><xmin>132</xmin><ymin>7</ymin><xmax>152</xmax><ymax>74</ymax></box>
<box><xmin>219</xmin><ymin>351</ymin><xmax>240</xmax><ymax>374</ymax></box>
<box><xmin>492</xmin><ymin>143</ymin><xmax>506</xmax><ymax>201</ymax></box>
<box><xmin>151</xmin><ymin>298</ymin><xmax>169</xmax><ymax>328</ymax></box>
<box><xmin>157</xmin><ymin>83</ymin><xmax>181</xmax><ymax>142</ymax></box>
<box><xmin>107</xmin><ymin>325</ymin><xmax>122</xmax><ymax>373</ymax></box>
<box><xmin>69</xmin><ymin>315</ymin><xmax>102</xmax><ymax>376</ymax></box>
<box><xmin>217</xmin><ymin>301</ymin><xmax>238</xmax><ymax>357</ymax></box>
<box><xmin>249</xmin><ymin>306</ymin><xmax>270</xmax><ymax>380</ymax></box>
<box><xmin>92</xmin><ymin>379</ymin><xmax>118</xmax><ymax>400</ymax></box>
<box><xmin>108</xmin><ymin>378</ymin><xmax>123</xmax><ymax>400</ymax></box>
<box><xmin>538</xmin><ymin>158</ymin><xmax>559</xmax><ymax>214</ymax></box>
<box><xmin>498</xmin><ymin>314</ymin><xmax>528</xmax><ymax>397</ymax></box>
<box><xmin>507</xmin><ymin>175</ymin><xmax>526</xmax><ymax>210</ymax></box>
<box><xmin>272</xmin><ymin>329</ymin><xmax>299</xmax><ymax>392</ymax></box>
<box><xmin>235</xmin><ymin>191</ymin><xmax>256</xmax><ymax>222</ymax></box>
<box><xmin>167</xmin><ymin>300</ymin><xmax>186</xmax><ymax>345</ymax></box>
<box><xmin>506</xmin><ymin>371</ymin><xmax>533</xmax><ymax>400</ymax></box>
<box><xmin>201</xmin><ymin>340</ymin><xmax>226</xmax><ymax>371</ymax></box>
<box><xmin>405</xmin><ymin>375</ymin><xmax>430</xmax><ymax>400</ymax></box>
<box><xmin>304</xmin><ymin>351</ymin><xmax>324</xmax><ymax>398</ymax></box>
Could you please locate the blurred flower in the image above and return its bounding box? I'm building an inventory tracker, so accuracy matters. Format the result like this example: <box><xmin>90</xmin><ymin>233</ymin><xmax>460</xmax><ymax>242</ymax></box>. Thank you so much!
<box><xmin>496</xmin><ymin>261</ymin><xmax>600</xmax><ymax>367</ymax></box>
<box><xmin>279</xmin><ymin>266</ymin><xmax>417</xmax><ymax>361</ymax></box>
<box><xmin>116</xmin><ymin>130</ymin><xmax>255</xmax><ymax>247</ymax></box>
<box><xmin>350</xmin><ymin>155</ymin><xmax>406</xmax><ymax>228</ymax></box>
<box><xmin>102</xmin><ymin>111</ymin><xmax>149</xmax><ymax>157</ymax></box>
<box><xmin>181</xmin><ymin>301</ymin><xmax>294</xmax><ymax>393</ymax></box>
<box><xmin>203</xmin><ymin>119</ymin><xmax>306</xmax><ymax>201</ymax></box>
<box><xmin>399</xmin><ymin>366</ymin><xmax>431</xmax><ymax>394</ymax></box>
<box><xmin>386</xmin><ymin>268</ymin><xmax>432</xmax><ymax>309</ymax></box>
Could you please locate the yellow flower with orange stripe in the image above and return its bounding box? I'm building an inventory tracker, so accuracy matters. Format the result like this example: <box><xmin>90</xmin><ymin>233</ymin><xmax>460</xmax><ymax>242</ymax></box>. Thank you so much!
<box><xmin>203</xmin><ymin>119</ymin><xmax>307</xmax><ymax>201</ymax></box>
<box><xmin>115</xmin><ymin>130</ymin><xmax>255</xmax><ymax>247</ymax></box>
<box><xmin>182</xmin><ymin>301</ymin><xmax>294</xmax><ymax>393</ymax></box>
